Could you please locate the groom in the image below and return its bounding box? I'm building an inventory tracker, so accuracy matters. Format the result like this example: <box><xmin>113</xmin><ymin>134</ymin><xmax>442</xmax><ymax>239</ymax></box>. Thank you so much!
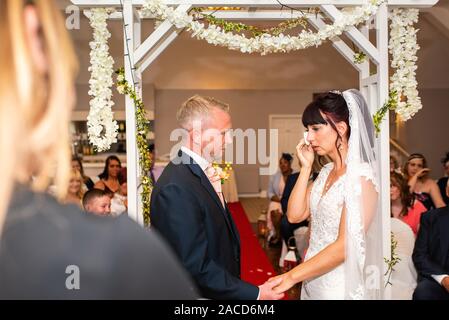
<box><xmin>150</xmin><ymin>95</ymin><xmax>282</xmax><ymax>300</ymax></box>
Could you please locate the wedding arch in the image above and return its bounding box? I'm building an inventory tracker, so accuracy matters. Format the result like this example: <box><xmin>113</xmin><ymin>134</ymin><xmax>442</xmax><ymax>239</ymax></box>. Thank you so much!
<box><xmin>71</xmin><ymin>0</ymin><xmax>439</xmax><ymax>299</ymax></box>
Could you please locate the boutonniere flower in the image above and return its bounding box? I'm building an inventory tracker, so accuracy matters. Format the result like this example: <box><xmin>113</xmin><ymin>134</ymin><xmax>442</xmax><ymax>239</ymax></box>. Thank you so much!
<box><xmin>212</xmin><ymin>162</ymin><xmax>232</xmax><ymax>184</ymax></box>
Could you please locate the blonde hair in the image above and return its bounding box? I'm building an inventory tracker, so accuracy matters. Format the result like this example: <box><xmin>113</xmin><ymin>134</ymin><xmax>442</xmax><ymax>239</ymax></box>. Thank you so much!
<box><xmin>177</xmin><ymin>94</ymin><xmax>230</xmax><ymax>130</ymax></box>
<box><xmin>67</xmin><ymin>169</ymin><xmax>84</xmax><ymax>201</ymax></box>
<box><xmin>0</xmin><ymin>0</ymin><xmax>78</xmax><ymax>232</ymax></box>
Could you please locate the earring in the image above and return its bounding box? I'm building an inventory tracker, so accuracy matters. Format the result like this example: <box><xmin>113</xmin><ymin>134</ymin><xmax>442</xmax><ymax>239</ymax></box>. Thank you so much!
<box><xmin>337</xmin><ymin>138</ymin><xmax>342</xmax><ymax>151</ymax></box>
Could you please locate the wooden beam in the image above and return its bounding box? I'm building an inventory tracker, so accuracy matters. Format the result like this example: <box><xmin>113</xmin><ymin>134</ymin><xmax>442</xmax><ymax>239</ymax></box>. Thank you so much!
<box><xmin>307</xmin><ymin>16</ymin><xmax>365</xmax><ymax>72</ymax></box>
<box><xmin>71</xmin><ymin>0</ymin><xmax>439</xmax><ymax>9</ymax></box>
<box><xmin>321</xmin><ymin>4</ymin><xmax>380</xmax><ymax>64</ymax></box>
<box><xmin>136</xmin><ymin>29</ymin><xmax>180</xmax><ymax>73</ymax></box>
<box><xmin>134</xmin><ymin>4</ymin><xmax>191</xmax><ymax>64</ymax></box>
<box><xmin>201</xmin><ymin>10</ymin><xmax>310</xmax><ymax>20</ymax></box>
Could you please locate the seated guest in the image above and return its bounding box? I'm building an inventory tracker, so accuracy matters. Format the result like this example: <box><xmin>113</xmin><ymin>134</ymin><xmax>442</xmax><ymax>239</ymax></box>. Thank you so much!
<box><xmin>71</xmin><ymin>156</ymin><xmax>94</xmax><ymax>191</ymax></box>
<box><xmin>412</xmin><ymin>206</ymin><xmax>449</xmax><ymax>300</ymax></box>
<box><xmin>94</xmin><ymin>155</ymin><xmax>121</xmax><ymax>196</ymax></box>
<box><xmin>83</xmin><ymin>189</ymin><xmax>111</xmax><ymax>216</ymax></box>
<box><xmin>403</xmin><ymin>153</ymin><xmax>445</xmax><ymax>210</ymax></box>
<box><xmin>437</xmin><ymin>152</ymin><xmax>449</xmax><ymax>206</ymax></box>
<box><xmin>279</xmin><ymin>157</ymin><xmax>320</xmax><ymax>264</ymax></box>
<box><xmin>390</xmin><ymin>155</ymin><xmax>402</xmax><ymax>175</ymax></box>
<box><xmin>111</xmin><ymin>168</ymin><xmax>127</xmax><ymax>216</ymax></box>
<box><xmin>390</xmin><ymin>172</ymin><xmax>427</xmax><ymax>235</ymax></box>
<box><xmin>280</xmin><ymin>172</ymin><xmax>308</xmax><ymax>262</ymax></box>
<box><xmin>63</xmin><ymin>169</ymin><xmax>84</xmax><ymax>208</ymax></box>
<box><xmin>267</xmin><ymin>153</ymin><xmax>293</xmax><ymax>245</ymax></box>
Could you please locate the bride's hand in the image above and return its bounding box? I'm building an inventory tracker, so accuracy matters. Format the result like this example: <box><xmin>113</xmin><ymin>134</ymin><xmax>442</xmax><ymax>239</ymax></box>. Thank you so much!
<box><xmin>296</xmin><ymin>139</ymin><xmax>314</xmax><ymax>169</ymax></box>
<box><xmin>268</xmin><ymin>272</ymin><xmax>296</xmax><ymax>294</ymax></box>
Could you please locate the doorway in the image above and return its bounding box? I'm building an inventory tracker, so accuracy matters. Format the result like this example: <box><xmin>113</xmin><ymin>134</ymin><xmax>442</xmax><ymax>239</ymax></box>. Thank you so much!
<box><xmin>269</xmin><ymin>115</ymin><xmax>304</xmax><ymax>173</ymax></box>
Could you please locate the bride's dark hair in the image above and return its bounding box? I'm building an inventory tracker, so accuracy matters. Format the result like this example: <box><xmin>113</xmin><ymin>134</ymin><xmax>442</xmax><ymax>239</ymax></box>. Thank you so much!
<box><xmin>302</xmin><ymin>92</ymin><xmax>350</xmax><ymax>163</ymax></box>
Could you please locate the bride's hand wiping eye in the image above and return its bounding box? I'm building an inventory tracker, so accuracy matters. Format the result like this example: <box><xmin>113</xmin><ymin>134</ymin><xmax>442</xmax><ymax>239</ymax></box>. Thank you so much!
<box><xmin>296</xmin><ymin>139</ymin><xmax>314</xmax><ymax>169</ymax></box>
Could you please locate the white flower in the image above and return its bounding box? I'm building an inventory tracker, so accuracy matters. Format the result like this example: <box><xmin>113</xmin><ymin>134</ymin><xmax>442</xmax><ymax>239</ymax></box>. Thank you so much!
<box><xmin>141</xmin><ymin>1</ymin><xmax>421</xmax><ymax>121</ymax></box>
<box><xmin>141</xmin><ymin>0</ymin><xmax>386</xmax><ymax>55</ymax></box>
<box><xmin>117</xmin><ymin>85</ymin><xmax>126</xmax><ymax>94</ymax></box>
<box><xmin>389</xmin><ymin>8</ymin><xmax>422</xmax><ymax>121</ymax></box>
<box><xmin>87</xmin><ymin>8</ymin><xmax>118</xmax><ymax>152</ymax></box>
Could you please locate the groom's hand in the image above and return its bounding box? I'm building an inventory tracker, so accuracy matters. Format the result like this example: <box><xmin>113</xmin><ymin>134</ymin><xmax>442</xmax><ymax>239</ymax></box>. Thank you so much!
<box><xmin>258</xmin><ymin>278</ymin><xmax>284</xmax><ymax>300</ymax></box>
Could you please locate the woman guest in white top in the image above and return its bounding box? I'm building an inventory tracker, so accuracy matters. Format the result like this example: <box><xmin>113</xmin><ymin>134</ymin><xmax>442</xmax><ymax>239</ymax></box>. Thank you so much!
<box><xmin>111</xmin><ymin>168</ymin><xmax>127</xmax><ymax>216</ymax></box>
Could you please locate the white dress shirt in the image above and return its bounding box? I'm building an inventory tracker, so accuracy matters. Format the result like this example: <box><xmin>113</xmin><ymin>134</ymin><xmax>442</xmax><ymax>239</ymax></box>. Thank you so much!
<box><xmin>181</xmin><ymin>146</ymin><xmax>209</xmax><ymax>171</ymax></box>
<box><xmin>432</xmin><ymin>274</ymin><xmax>449</xmax><ymax>285</ymax></box>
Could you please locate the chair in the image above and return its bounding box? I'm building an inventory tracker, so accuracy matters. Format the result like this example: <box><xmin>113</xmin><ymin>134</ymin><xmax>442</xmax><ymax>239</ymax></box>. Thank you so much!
<box><xmin>390</xmin><ymin>218</ymin><xmax>418</xmax><ymax>300</ymax></box>
<box><xmin>279</xmin><ymin>226</ymin><xmax>309</xmax><ymax>267</ymax></box>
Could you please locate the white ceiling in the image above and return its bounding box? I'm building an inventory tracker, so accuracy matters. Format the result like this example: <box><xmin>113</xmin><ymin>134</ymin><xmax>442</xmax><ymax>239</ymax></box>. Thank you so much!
<box><xmin>62</xmin><ymin>1</ymin><xmax>449</xmax><ymax>92</ymax></box>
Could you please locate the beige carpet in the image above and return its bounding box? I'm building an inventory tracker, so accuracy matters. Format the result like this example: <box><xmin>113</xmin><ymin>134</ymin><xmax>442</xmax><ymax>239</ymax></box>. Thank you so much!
<box><xmin>239</xmin><ymin>197</ymin><xmax>270</xmax><ymax>223</ymax></box>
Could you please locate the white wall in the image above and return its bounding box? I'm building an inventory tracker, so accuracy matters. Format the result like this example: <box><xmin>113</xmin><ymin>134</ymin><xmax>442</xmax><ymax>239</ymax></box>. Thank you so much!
<box><xmin>402</xmin><ymin>88</ymin><xmax>449</xmax><ymax>179</ymax></box>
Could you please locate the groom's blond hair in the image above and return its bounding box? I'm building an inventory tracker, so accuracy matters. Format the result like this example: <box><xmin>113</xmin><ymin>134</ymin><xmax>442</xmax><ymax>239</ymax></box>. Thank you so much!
<box><xmin>177</xmin><ymin>95</ymin><xmax>230</xmax><ymax>130</ymax></box>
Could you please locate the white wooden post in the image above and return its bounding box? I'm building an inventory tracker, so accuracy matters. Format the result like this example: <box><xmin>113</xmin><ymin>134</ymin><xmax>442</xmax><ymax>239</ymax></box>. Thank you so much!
<box><xmin>135</xmin><ymin>4</ymin><xmax>191</xmax><ymax>73</ymax></box>
<box><xmin>123</xmin><ymin>0</ymin><xmax>144</xmax><ymax>225</ymax></box>
<box><xmin>375</xmin><ymin>2</ymin><xmax>391</xmax><ymax>300</ymax></box>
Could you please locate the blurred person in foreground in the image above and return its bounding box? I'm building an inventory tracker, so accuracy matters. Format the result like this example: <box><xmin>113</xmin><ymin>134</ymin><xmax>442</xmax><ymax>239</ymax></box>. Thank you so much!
<box><xmin>0</xmin><ymin>0</ymin><xmax>197</xmax><ymax>299</ymax></box>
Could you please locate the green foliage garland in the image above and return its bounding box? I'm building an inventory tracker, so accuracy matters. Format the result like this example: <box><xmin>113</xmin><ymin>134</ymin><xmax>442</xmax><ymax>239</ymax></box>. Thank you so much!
<box><xmin>373</xmin><ymin>90</ymin><xmax>398</xmax><ymax>136</ymax></box>
<box><xmin>384</xmin><ymin>231</ymin><xmax>401</xmax><ymax>287</ymax></box>
<box><xmin>115</xmin><ymin>68</ymin><xmax>153</xmax><ymax>226</ymax></box>
<box><xmin>191</xmin><ymin>7</ymin><xmax>318</xmax><ymax>38</ymax></box>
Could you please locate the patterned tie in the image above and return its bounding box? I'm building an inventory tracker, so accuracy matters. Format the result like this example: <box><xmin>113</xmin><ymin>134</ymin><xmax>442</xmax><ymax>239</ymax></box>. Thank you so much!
<box><xmin>205</xmin><ymin>165</ymin><xmax>225</xmax><ymax>208</ymax></box>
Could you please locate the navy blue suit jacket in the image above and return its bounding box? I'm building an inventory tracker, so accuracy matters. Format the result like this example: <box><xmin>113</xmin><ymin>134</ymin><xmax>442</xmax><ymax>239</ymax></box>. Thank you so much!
<box><xmin>412</xmin><ymin>206</ymin><xmax>449</xmax><ymax>281</ymax></box>
<box><xmin>150</xmin><ymin>151</ymin><xmax>258</xmax><ymax>300</ymax></box>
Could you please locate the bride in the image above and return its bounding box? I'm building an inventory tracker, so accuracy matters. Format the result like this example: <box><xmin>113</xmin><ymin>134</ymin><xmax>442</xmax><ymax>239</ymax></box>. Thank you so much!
<box><xmin>270</xmin><ymin>89</ymin><xmax>383</xmax><ymax>300</ymax></box>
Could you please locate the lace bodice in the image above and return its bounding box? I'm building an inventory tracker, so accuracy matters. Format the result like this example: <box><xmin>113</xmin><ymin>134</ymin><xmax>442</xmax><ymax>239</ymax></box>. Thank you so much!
<box><xmin>308</xmin><ymin>163</ymin><xmax>346</xmax><ymax>256</ymax></box>
<box><xmin>302</xmin><ymin>163</ymin><xmax>346</xmax><ymax>299</ymax></box>
<box><xmin>301</xmin><ymin>161</ymin><xmax>378</xmax><ymax>300</ymax></box>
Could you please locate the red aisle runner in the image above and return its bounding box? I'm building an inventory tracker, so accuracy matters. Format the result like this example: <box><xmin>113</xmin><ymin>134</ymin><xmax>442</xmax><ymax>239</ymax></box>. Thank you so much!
<box><xmin>227</xmin><ymin>202</ymin><xmax>277</xmax><ymax>286</ymax></box>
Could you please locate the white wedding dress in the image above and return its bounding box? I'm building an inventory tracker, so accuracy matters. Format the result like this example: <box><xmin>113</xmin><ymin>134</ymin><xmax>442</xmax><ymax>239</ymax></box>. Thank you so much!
<box><xmin>301</xmin><ymin>162</ymin><xmax>347</xmax><ymax>300</ymax></box>
<box><xmin>296</xmin><ymin>90</ymin><xmax>382</xmax><ymax>300</ymax></box>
